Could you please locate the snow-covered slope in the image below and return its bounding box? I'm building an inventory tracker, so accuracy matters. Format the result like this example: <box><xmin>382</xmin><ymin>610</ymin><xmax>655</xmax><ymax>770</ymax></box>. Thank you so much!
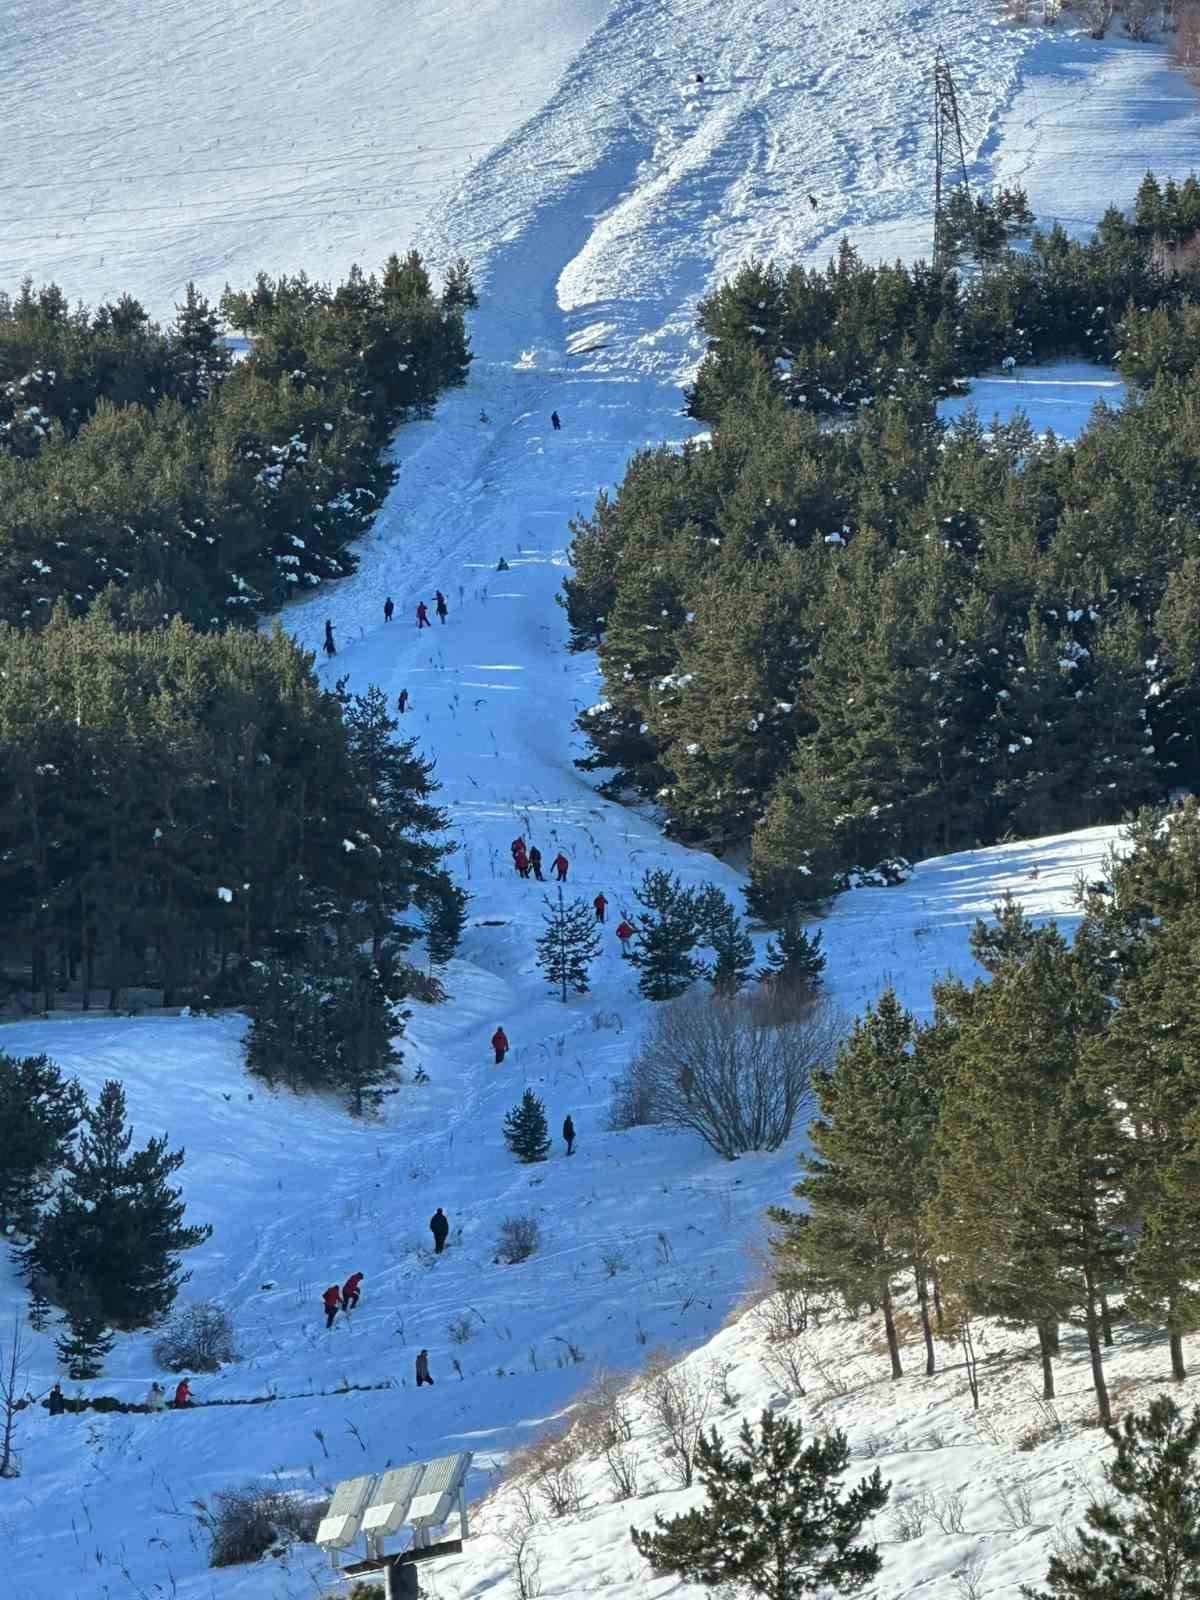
<box><xmin>4</xmin><ymin>2</ymin><xmax>1200</xmax><ymax>1596</ymax></box>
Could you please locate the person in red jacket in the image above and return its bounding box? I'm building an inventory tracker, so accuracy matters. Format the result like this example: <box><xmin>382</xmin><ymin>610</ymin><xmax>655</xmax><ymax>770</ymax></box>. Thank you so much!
<box><xmin>172</xmin><ymin>1377</ymin><xmax>193</xmax><ymax>1408</ymax></box>
<box><xmin>552</xmin><ymin>852</ymin><xmax>569</xmax><ymax>882</ymax></box>
<box><xmin>416</xmin><ymin>600</ymin><xmax>430</xmax><ymax>629</ymax></box>
<box><xmin>322</xmin><ymin>1284</ymin><xmax>341</xmax><ymax>1329</ymax></box>
<box><xmin>342</xmin><ymin>1271</ymin><xmax>363</xmax><ymax>1311</ymax></box>
<box><xmin>492</xmin><ymin>1026</ymin><xmax>509</xmax><ymax>1065</ymax></box>
<box><xmin>616</xmin><ymin>919</ymin><xmax>634</xmax><ymax>951</ymax></box>
<box><xmin>514</xmin><ymin>846</ymin><xmax>530</xmax><ymax>879</ymax></box>
<box><xmin>593</xmin><ymin>892</ymin><xmax>607</xmax><ymax>922</ymax></box>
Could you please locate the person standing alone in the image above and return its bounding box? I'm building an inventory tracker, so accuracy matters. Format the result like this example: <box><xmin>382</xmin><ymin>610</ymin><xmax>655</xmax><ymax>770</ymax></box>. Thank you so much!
<box><xmin>562</xmin><ymin>1114</ymin><xmax>575</xmax><ymax>1156</ymax></box>
<box><xmin>429</xmin><ymin>1207</ymin><xmax>450</xmax><ymax>1254</ymax></box>
<box><xmin>383</xmin><ymin>597</ymin><xmax>394</xmax><ymax>622</ymax></box>
<box><xmin>415</xmin><ymin>1349</ymin><xmax>434</xmax><ymax>1387</ymax></box>
<box><xmin>492</xmin><ymin>1026</ymin><xmax>509</xmax><ymax>1065</ymax></box>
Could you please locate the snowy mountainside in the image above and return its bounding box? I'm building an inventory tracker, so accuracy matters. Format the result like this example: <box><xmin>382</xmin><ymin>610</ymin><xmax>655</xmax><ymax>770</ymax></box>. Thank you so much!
<box><xmin>4</xmin><ymin>0</ymin><xmax>1200</xmax><ymax>1595</ymax></box>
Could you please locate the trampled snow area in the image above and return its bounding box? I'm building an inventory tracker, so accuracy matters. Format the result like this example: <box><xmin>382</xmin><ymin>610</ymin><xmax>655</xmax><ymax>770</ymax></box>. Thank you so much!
<box><xmin>3</xmin><ymin>1</ymin><xmax>1200</xmax><ymax>1596</ymax></box>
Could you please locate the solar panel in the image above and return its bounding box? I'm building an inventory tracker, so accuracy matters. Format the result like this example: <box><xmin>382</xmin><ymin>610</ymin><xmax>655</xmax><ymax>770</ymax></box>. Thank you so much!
<box><xmin>407</xmin><ymin>1451</ymin><xmax>472</xmax><ymax>1530</ymax></box>
<box><xmin>361</xmin><ymin>1464</ymin><xmax>425</xmax><ymax>1538</ymax></box>
<box><xmin>316</xmin><ymin>1472</ymin><xmax>378</xmax><ymax>1550</ymax></box>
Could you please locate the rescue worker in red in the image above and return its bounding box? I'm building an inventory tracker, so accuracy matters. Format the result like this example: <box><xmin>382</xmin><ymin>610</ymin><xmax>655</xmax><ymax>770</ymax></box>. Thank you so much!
<box><xmin>322</xmin><ymin>1284</ymin><xmax>341</xmax><ymax>1329</ymax></box>
<box><xmin>172</xmin><ymin>1378</ymin><xmax>194</xmax><ymax>1408</ymax></box>
<box><xmin>342</xmin><ymin>1271</ymin><xmax>363</xmax><ymax>1310</ymax></box>
<box><xmin>552</xmin><ymin>852</ymin><xmax>569</xmax><ymax>882</ymax></box>
<box><xmin>514</xmin><ymin>843</ymin><xmax>529</xmax><ymax>878</ymax></box>
<box><xmin>416</xmin><ymin>600</ymin><xmax>431</xmax><ymax>628</ymax></box>
<box><xmin>593</xmin><ymin>893</ymin><xmax>607</xmax><ymax>922</ymax></box>
<box><xmin>492</xmin><ymin>1026</ymin><xmax>509</xmax><ymax>1065</ymax></box>
<box><xmin>616</xmin><ymin>919</ymin><xmax>634</xmax><ymax>950</ymax></box>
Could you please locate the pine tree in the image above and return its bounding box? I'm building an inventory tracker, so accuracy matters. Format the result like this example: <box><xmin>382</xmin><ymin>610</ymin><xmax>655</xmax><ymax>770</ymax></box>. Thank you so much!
<box><xmin>697</xmin><ymin>885</ymin><xmax>754</xmax><ymax>994</ymax></box>
<box><xmin>440</xmin><ymin>257</ymin><xmax>478</xmax><ymax>311</ymax></box>
<box><xmin>28</xmin><ymin>1080</ymin><xmax>211</xmax><ymax>1332</ymax></box>
<box><xmin>502</xmin><ymin>1090</ymin><xmax>550</xmax><ymax>1164</ymax></box>
<box><xmin>1022</xmin><ymin>1396</ymin><xmax>1200</xmax><ymax>1600</ymax></box>
<box><xmin>631</xmin><ymin>1409</ymin><xmax>889</xmax><ymax>1600</ymax></box>
<box><xmin>54</xmin><ymin>1279</ymin><xmax>114</xmax><ymax>1379</ymax></box>
<box><xmin>759</xmin><ymin>920</ymin><xmax>826</xmax><ymax>990</ymax></box>
<box><xmin>169</xmin><ymin>281</ymin><xmax>230</xmax><ymax>405</ymax></box>
<box><xmin>771</xmin><ymin>990</ymin><xmax>939</xmax><ymax>1379</ymax></box>
<box><xmin>627</xmin><ymin>869</ymin><xmax>704</xmax><ymax>1001</ymax></box>
<box><xmin>536</xmin><ymin>889</ymin><xmax>601</xmax><ymax>1001</ymax></box>
<box><xmin>319</xmin><ymin>947</ymin><xmax>406</xmax><ymax>1117</ymax></box>
<box><xmin>0</xmin><ymin>1052</ymin><xmax>86</xmax><ymax>1232</ymax></box>
<box><xmin>421</xmin><ymin>877</ymin><xmax>468</xmax><ymax>969</ymax></box>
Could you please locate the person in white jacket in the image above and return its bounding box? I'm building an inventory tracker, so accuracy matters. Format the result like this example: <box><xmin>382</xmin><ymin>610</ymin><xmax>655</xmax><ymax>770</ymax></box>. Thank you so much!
<box><xmin>145</xmin><ymin>1381</ymin><xmax>167</xmax><ymax>1412</ymax></box>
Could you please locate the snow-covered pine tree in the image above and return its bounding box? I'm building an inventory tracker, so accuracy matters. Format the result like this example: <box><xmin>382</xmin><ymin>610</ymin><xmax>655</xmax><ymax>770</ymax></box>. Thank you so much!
<box><xmin>502</xmin><ymin>1089</ymin><xmax>550</xmax><ymax>1164</ymax></box>
<box><xmin>536</xmin><ymin>888</ymin><xmax>601</xmax><ymax>1001</ymax></box>
<box><xmin>628</xmin><ymin>869</ymin><xmax>704</xmax><ymax>1001</ymax></box>
<box><xmin>1022</xmin><ymin>1397</ymin><xmax>1200</xmax><ymax>1600</ymax></box>
<box><xmin>630</xmin><ymin>1408</ymin><xmax>889</xmax><ymax>1600</ymax></box>
<box><xmin>54</xmin><ymin>1280</ymin><xmax>114</xmax><ymax>1379</ymax></box>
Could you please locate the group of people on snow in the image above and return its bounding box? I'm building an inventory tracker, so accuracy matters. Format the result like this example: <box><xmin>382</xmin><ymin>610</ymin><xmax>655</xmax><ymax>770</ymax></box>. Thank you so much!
<box><xmin>509</xmin><ymin>836</ymin><xmax>570</xmax><ymax>882</ymax></box>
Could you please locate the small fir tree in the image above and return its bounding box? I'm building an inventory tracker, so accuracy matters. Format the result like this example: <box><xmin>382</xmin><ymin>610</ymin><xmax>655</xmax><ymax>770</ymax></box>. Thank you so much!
<box><xmin>631</xmin><ymin>1409</ymin><xmax>889</xmax><ymax>1600</ymax></box>
<box><xmin>54</xmin><ymin>1279</ymin><xmax>115</xmax><ymax>1379</ymax></box>
<box><xmin>699</xmin><ymin>886</ymin><xmax>755</xmax><ymax>994</ymax></box>
<box><xmin>759</xmin><ymin>920</ymin><xmax>826</xmax><ymax>989</ymax></box>
<box><xmin>502</xmin><ymin>1089</ymin><xmax>551</xmax><ymax>1164</ymax></box>
<box><xmin>628</xmin><ymin>869</ymin><xmax>704</xmax><ymax>1001</ymax></box>
<box><xmin>0</xmin><ymin>1051</ymin><xmax>86</xmax><ymax>1231</ymax></box>
<box><xmin>536</xmin><ymin>889</ymin><xmax>601</xmax><ymax>1001</ymax></box>
<box><xmin>1022</xmin><ymin>1396</ymin><xmax>1200</xmax><ymax>1600</ymax></box>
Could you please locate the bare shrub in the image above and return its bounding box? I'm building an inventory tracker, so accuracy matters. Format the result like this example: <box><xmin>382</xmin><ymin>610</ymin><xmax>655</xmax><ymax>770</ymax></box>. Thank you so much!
<box><xmin>202</xmin><ymin>1484</ymin><xmax>324</xmax><ymax>1567</ymax></box>
<box><xmin>447</xmin><ymin>1312</ymin><xmax>475</xmax><ymax>1344</ymax></box>
<box><xmin>153</xmin><ymin>1301</ymin><xmax>238</xmax><ymax>1373</ymax></box>
<box><xmin>641</xmin><ymin>1352</ymin><xmax>711</xmax><ymax>1487</ymax></box>
<box><xmin>611</xmin><ymin>991</ymin><xmax>838</xmax><ymax>1159</ymax></box>
<box><xmin>997</xmin><ymin>1477</ymin><xmax>1034</xmax><ymax>1528</ymax></box>
<box><xmin>573</xmin><ymin>1370</ymin><xmax>633</xmax><ymax>1454</ymax></box>
<box><xmin>751</xmin><ymin>1285</ymin><xmax>811</xmax><ymax>1343</ymax></box>
<box><xmin>891</xmin><ymin>1488</ymin><xmax>933</xmax><ymax>1541</ymax></box>
<box><xmin>997</xmin><ymin>0</ymin><xmax>1032</xmax><ymax>19</ymax></box>
<box><xmin>604</xmin><ymin>1441</ymin><xmax>641</xmax><ymax>1501</ymax></box>
<box><xmin>501</xmin><ymin>1525</ymin><xmax>543</xmax><ymax>1600</ymax></box>
<box><xmin>760</xmin><ymin>1340</ymin><xmax>807</xmax><ymax>1398</ymax></box>
<box><xmin>1080</xmin><ymin>0</ymin><xmax>1116</xmax><ymax>33</ymax></box>
<box><xmin>1175</xmin><ymin>1</ymin><xmax>1200</xmax><ymax>81</ymax></box>
<box><xmin>953</xmin><ymin>1549</ymin><xmax>988</xmax><ymax>1600</ymax></box>
<box><xmin>599</xmin><ymin>1246</ymin><xmax>628</xmax><ymax>1277</ymax></box>
<box><xmin>496</xmin><ymin>1214</ymin><xmax>541</xmax><ymax>1264</ymax></box>
<box><xmin>1122</xmin><ymin>0</ymin><xmax>1156</xmax><ymax>37</ymax></box>
<box><xmin>931</xmin><ymin>1485</ymin><xmax>967</xmax><ymax>1535</ymax></box>
<box><xmin>513</xmin><ymin>1433</ymin><xmax>585</xmax><ymax>1518</ymax></box>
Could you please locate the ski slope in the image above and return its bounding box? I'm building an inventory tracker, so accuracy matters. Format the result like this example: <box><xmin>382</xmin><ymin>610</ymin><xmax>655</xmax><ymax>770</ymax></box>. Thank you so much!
<box><xmin>3</xmin><ymin>2</ymin><xmax>1200</xmax><ymax>1596</ymax></box>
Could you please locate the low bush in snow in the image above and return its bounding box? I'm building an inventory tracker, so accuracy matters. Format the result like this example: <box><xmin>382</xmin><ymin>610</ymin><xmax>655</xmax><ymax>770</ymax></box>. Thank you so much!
<box><xmin>496</xmin><ymin>1213</ymin><xmax>542</xmax><ymax>1264</ymax></box>
<box><xmin>202</xmin><ymin>1483</ymin><xmax>324</xmax><ymax>1567</ymax></box>
<box><xmin>153</xmin><ymin>1300</ymin><xmax>238</xmax><ymax>1373</ymax></box>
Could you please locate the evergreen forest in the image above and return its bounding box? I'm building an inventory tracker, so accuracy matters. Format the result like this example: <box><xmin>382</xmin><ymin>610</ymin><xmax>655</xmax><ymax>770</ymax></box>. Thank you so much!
<box><xmin>565</xmin><ymin>172</ymin><xmax>1200</xmax><ymax>916</ymax></box>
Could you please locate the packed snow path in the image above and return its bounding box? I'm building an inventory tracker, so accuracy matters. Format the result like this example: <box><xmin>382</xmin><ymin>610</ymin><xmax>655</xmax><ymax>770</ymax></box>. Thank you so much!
<box><xmin>4</xmin><ymin>2</ymin><xmax>1200</xmax><ymax>1596</ymax></box>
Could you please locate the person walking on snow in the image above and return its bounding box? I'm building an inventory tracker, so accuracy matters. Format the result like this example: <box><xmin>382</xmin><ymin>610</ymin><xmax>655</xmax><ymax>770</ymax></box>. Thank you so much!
<box><xmin>562</xmin><ymin>1114</ymin><xmax>576</xmax><ymax>1156</ymax></box>
<box><xmin>516</xmin><ymin>849</ymin><xmax>531</xmax><ymax>879</ymax></box>
<box><xmin>593</xmin><ymin>893</ymin><xmax>607</xmax><ymax>922</ymax></box>
<box><xmin>552</xmin><ymin>852</ymin><xmax>569</xmax><ymax>882</ymax></box>
<box><xmin>550</xmin><ymin>411</ymin><xmax>561</xmax><ymax>431</ymax></box>
<box><xmin>616</xmin><ymin>919</ymin><xmax>634</xmax><ymax>951</ymax></box>
<box><xmin>416</xmin><ymin>600</ymin><xmax>430</xmax><ymax>629</ymax></box>
<box><xmin>429</xmin><ymin>1207</ymin><xmax>450</xmax><ymax>1254</ymax></box>
<box><xmin>322</xmin><ymin>1284</ymin><xmax>341</xmax><ymax>1329</ymax></box>
<box><xmin>415</xmin><ymin>1349</ymin><xmax>434</xmax><ymax>1387</ymax></box>
<box><xmin>492</xmin><ymin>1026</ymin><xmax>509</xmax><ymax>1065</ymax></box>
<box><xmin>46</xmin><ymin>1382</ymin><xmax>65</xmax><ymax>1415</ymax></box>
<box><xmin>324</xmin><ymin>619</ymin><xmax>336</xmax><ymax>657</ymax></box>
<box><xmin>435</xmin><ymin>590</ymin><xmax>448</xmax><ymax>623</ymax></box>
<box><xmin>397</xmin><ymin>689</ymin><xmax>409</xmax><ymax>714</ymax></box>
<box><xmin>383</xmin><ymin>597</ymin><xmax>394</xmax><ymax>622</ymax></box>
<box><xmin>172</xmin><ymin>1378</ymin><xmax>193</xmax><ymax>1408</ymax></box>
<box><xmin>528</xmin><ymin>844</ymin><xmax>544</xmax><ymax>881</ymax></box>
<box><xmin>342</xmin><ymin>1271</ymin><xmax>363</xmax><ymax>1310</ymax></box>
<box><xmin>145</xmin><ymin>1381</ymin><xmax>166</xmax><ymax>1412</ymax></box>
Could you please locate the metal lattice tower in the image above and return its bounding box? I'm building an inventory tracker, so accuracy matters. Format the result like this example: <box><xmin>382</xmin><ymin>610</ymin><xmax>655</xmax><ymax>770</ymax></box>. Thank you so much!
<box><xmin>933</xmin><ymin>48</ymin><xmax>969</xmax><ymax>265</ymax></box>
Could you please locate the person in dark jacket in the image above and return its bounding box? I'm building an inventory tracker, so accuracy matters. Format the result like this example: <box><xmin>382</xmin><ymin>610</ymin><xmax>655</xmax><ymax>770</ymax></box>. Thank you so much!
<box><xmin>322</xmin><ymin>1284</ymin><xmax>341</xmax><ymax>1329</ymax></box>
<box><xmin>430</xmin><ymin>1207</ymin><xmax>450</xmax><ymax>1253</ymax></box>
<box><xmin>528</xmin><ymin>844</ymin><xmax>544</xmax><ymax>881</ymax></box>
<box><xmin>416</xmin><ymin>600</ymin><xmax>431</xmax><ymax>628</ymax></box>
<box><xmin>435</xmin><ymin>590</ymin><xmax>448</xmax><ymax>623</ymax></box>
<box><xmin>397</xmin><ymin>689</ymin><xmax>409</xmax><ymax>714</ymax></box>
<box><xmin>492</xmin><ymin>1026</ymin><xmax>509</xmax><ymax>1065</ymax></box>
<box><xmin>384</xmin><ymin>597</ymin><xmax>394</xmax><ymax>622</ymax></box>
<box><xmin>323</xmin><ymin>620</ymin><xmax>336</xmax><ymax>657</ymax></box>
<box><xmin>593</xmin><ymin>893</ymin><xmax>606</xmax><ymax>922</ymax></box>
<box><xmin>562</xmin><ymin>1115</ymin><xmax>575</xmax><ymax>1156</ymax></box>
<box><xmin>46</xmin><ymin>1381</ymin><xmax>65</xmax><ymax>1415</ymax></box>
<box><xmin>551</xmin><ymin>852</ymin><xmax>569</xmax><ymax>882</ymax></box>
<box><xmin>415</xmin><ymin>1349</ymin><xmax>434</xmax><ymax>1386</ymax></box>
<box><xmin>550</xmin><ymin>411</ymin><xmax>561</xmax><ymax>431</ymax></box>
<box><xmin>342</xmin><ymin>1271</ymin><xmax>363</xmax><ymax>1310</ymax></box>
